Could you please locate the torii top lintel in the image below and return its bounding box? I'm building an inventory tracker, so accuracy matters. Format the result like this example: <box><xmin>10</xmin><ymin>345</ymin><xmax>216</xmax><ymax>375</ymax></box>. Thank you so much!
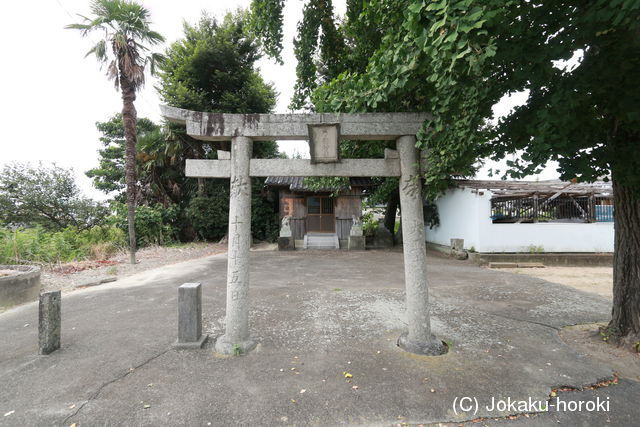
<box><xmin>160</xmin><ymin>105</ymin><xmax>431</xmax><ymax>141</ymax></box>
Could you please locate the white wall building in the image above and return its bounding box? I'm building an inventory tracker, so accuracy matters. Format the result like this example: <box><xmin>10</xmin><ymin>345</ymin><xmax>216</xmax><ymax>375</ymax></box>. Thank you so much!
<box><xmin>426</xmin><ymin>180</ymin><xmax>614</xmax><ymax>253</ymax></box>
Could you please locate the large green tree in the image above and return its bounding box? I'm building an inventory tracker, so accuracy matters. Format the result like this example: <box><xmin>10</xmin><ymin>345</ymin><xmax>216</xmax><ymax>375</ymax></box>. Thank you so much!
<box><xmin>157</xmin><ymin>12</ymin><xmax>280</xmax><ymax>242</ymax></box>
<box><xmin>0</xmin><ymin>163</ymin><xmax>108</xmax><ymax>231</ymax></box>
<box><xmin>67</xmin><ymin>0</ymin><xmax>164</xmax><ymax>264</ymax></box>
<box><xmin>86</xmin><ymin>114</ymin><xmax>160</xmax><ymax>196</ymax></box>
<box><xmin>252</xmin><ymin>0</ymin><xmax>640</xmax><ymax>346</ymax></box>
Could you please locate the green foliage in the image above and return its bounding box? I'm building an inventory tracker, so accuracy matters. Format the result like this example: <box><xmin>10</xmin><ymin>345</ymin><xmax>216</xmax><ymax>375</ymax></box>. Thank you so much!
<box><xmin>112</xmin><ymin>203</ymin><xmax>180</xmax><ymax>247</ymax></box>
<box><xmin>0</xmin><ymin>163</ymin><xmax>109</xmax><ymax>231</ymax></box>
<box><xmin>185</xmin><ymin>182</ymin><xmax>230</xmax><ymax>241</ymax></box>
<box><xmin>526</xmin><ymin>244</ymin><xmax>545</xmax><ymax>254</ymax></box>
<box><xmin>185</xmin><ymin>179</ymin><xmax>279</xmax><ymax>243</ymax></box>
<box><xmin>0</xmin><ymin>226</ymin><xmax>126</xmax><ymax>265</ymax></box>
<box><xmin>423</xmin><ymin>200</ymin><xmax>440</xmax><ymax>229</ymax></box>
<box><xmin>157</xmin><ymin>12</ymin><xmax>277</xmax><ymax>115</ymax></box>
<box><xmin>361</xmin><ymin>212</ymin><xmax>378</xmax><ymax>237</ymax></box>
<box><xmin>249</xmin><ymin>0</ymin><xmax>285</xmax><ymax>63</ymax></box>
<box><xmin>66</xmin><ymin>0</ymin><xmax>165</xmax><ymax>92</ymax></box>
<box><xmin>86</xmin><ymin>114</ymin><xmax>161</xmax><ymax>195</ymax></box>
<box><xmin>303</xmin><ymin>177</ymin><xmax>350</xmax><ymax>196</ymax></box>
<box><xmin>290</xmin><ymin>0</ymin><xmax>347</xmax><ymax>110</ymax></box>
<box><xmin>87</xmin><ymin>12</ymin><xmax>283</xmax><ymax>243</ymax></box>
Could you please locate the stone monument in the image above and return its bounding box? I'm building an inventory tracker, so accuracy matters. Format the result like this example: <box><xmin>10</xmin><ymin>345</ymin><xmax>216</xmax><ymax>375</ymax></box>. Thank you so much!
<box><xmin>278</xmin><ymin>215</ymin><xmax>295</xmax><ymax>251</ymax></box>
<box><xmin>348</xmin><ymin>215</ymin><xmax>365</xmax><ymax>250</ymax></box>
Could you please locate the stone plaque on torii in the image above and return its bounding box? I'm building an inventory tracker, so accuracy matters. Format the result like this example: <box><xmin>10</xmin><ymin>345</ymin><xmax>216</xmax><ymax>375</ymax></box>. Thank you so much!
<box><xmin>161</xmin><ymin>105</ymin><xmax>445</xmax><ymax>356</ymax></box>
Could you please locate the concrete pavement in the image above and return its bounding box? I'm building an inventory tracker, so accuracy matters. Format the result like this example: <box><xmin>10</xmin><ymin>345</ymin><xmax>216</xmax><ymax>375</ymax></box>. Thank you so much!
<box><xmin>0</xmin><ymin>250</ymin><xmax>636</xmax><ymax>426</ymax></box>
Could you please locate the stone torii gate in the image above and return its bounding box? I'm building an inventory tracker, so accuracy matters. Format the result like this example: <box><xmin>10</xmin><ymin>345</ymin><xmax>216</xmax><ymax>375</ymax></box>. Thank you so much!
<box><xmin>161</xmin><ymin>105</ymin><xmax>446</xmax><ymax>356</ymax></box>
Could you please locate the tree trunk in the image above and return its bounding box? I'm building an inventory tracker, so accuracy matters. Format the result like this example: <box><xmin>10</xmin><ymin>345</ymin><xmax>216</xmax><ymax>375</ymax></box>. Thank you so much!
<box><xmin>120</xmin><ymin>74</ymin><xmax>138</xmax><ymax>264</ymax></box>
<box><xmin>607</xmin><ymin>175</ymin><xmax>640</xmax><ymax>346</ymax></box>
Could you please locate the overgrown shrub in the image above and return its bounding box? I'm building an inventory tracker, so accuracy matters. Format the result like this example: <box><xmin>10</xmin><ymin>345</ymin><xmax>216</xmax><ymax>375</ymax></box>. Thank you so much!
<box><xmin>185</xmin><ymin>179</ymin><xmax>279</xmax><ymax>243</ymax></box>
<box><xmin>112</xmin><ymin>203</ymin><xmax>180</xmax><ymax>247</ymax></box>
<box><xmin>362</xmin><ymin>212</ymin><xmax>378</xmax><ymax>237</ymax></box>
<box><xmin>0</xmin><ymin>226</ymin><xmax>126</xmax><ymax>265</ymax></box>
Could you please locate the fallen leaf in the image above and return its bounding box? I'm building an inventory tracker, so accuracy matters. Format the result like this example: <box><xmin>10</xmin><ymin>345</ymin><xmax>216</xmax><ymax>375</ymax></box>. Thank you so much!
<box><xmin>550</xmin><ymin>391</ymin><xmax>557</xmax><ymax>397</ymax></box>
<box><xmin>147</xmin><ymin>383</ymin><xmax>153</xmax><ymax>387</ymax></box>
<box><xmin>300</xmin><ymin>389</ymin><xmax>306</xmax><ymax>394</ymax></box>
<box><xmin>343</xmin><ymin>372</ymin><xmax>353</xmax><ymax>379</ymax></box>
<box><xmin>4</xmin><ymin>411</ymin><xmax>15</xmax><ymax>417</ymax></box>
<box><xmin>70</xmin><ymin>424</ymin><xmax>76</xmax><ymax>427</ymax></box>
<box><xmin>290</xmin><ymin>399</ymin><xmax>297</xmax><ymax>404</ymax></box>
<box><xmin>143</xmin><ymin>404</ymin><xmax>151</xmax><ymax>409</ymax></box>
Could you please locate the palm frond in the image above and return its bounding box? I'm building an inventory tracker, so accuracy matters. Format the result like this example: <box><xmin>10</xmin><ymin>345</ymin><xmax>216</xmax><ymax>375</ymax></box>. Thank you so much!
<box><xmin>68</xmin><ymin>0</ymin><xmax>165</xmax><ymax>94</ymax></box>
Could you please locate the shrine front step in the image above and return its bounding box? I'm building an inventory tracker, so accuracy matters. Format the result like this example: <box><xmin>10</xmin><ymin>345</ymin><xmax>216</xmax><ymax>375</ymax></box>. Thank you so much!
<box><xmin>303</xmin><ymin>233</ymin><xmax>340</xmax><ymax>250</ymax></box>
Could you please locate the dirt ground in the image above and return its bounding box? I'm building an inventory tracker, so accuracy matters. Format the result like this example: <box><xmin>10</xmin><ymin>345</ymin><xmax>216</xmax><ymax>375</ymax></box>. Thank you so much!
<box><xmin>502</xmin><ymin>265</ymin><xmax>640</xmax><ymax>381</ymax></box>
<box><xmin>561</xmin><ymin>323</ymin><xmax>640</xmax><ymax>382</ymax></box>
<box><xmin>502</xmin><ymin>266</ymin><xmax>613</xmax><ymax>299</ymax></box>
<box><xmin>40</xmin><ymin>242</ymin><xmax>228</xmax><ymax>294</ymax></box>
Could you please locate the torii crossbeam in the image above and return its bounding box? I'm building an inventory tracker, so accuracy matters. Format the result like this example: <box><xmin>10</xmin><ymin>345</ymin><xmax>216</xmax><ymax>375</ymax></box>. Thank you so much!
<box><xmin>162</xmin><ymin>105</ymin><xmax>446</xmax><ymax>356</ymax></box>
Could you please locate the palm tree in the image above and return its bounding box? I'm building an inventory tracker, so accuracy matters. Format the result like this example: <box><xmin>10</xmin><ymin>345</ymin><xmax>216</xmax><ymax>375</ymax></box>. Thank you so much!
<box><xmin>67</xmin><ymin>0</ymin><xmax>164</xmax><ymax>264</ymax></box>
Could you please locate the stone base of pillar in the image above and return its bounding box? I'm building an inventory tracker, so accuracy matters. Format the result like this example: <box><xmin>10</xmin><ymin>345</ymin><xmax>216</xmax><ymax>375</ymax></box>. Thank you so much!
<box><xmin>347</xmin><ymin>235</ymin><xmax>365</xmax><ymax>250</ymax></box>
<box><xmin>278</xmin><ymin>236</ymin><xmax>295</xmax><ymax>251</ymax></box>
<box><xmin>397</xmin><ymin>332</ymin><xmax>447</xmax><ymax>356</ymax></box>
<box><xmin>214</xmin><ymin>335</ymin><xmax>257</xmax><ymax>355</ymax></box>
<box><xmin>174</xmin><ymin>335</ymin><xmax>208</xmax><ymax>350</ymax></box>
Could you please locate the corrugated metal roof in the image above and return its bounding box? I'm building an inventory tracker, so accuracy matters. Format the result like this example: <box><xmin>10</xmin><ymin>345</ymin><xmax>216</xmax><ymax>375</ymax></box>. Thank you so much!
<box><xmin>265</xmin><ymin>176</ymin><xmax>374</xmax><ymax>192</ymax></box>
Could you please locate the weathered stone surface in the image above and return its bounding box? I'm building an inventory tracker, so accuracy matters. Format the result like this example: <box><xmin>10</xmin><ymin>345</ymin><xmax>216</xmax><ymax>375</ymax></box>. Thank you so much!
<box><xmin>450</xmin><ymin>238</ymin><xmax>464</xmax><ymax>251</ymax></box>
<box><xmin>38</xmin><ymin>291</ymin><xmax>60</xmax><ymax>355</ymax></box>
<box><xmin>215</xmin><ymin>136</ymin><xmax>256</xmax><ymax>355</ymax></box>
<box><xmin>451</xmin><ymin>249</ymin><xmax>469</xmax><ymax>260</ymax></box>
<box><xmin>517</xmin><ymin>262</ymin><xmax>545</xmax><ymax>268</ymax></box>
<box><xmin>396</xmin><ymin>135</ymin><xmax>446</xmax><ymax>356</ymax></box>
<box><xmin>175</xmin><ymin>283</ymin><xmax>207</xmax><ymax>349</ymax></box>
<box><xmin>350</xmin><ymin>216</ymin><xmax>363</xmax><ymax>237</ymax></box>
<box><xmin>161</xmin><ymin>105</ymin><xmax>431</xmax><ymax>141</ymax></box>
<box><xmin>278</xmin><ymin>237</ymin><xmax>295</xmax><ymax>251</ymax></box>
<box><xmin>308</xmin><ymin>124</ymin><xmax>340</xmax><ymax>163</ymax></box>
<box><xmin>185</xmin><ymin>158</ymin><xmax>401</xmax><ymax>178</ymax></box>
<box><xmin>279</xmin><ymin>216</ymin><xmax>292</xmax><ymax>238</ymax></box>
<box><xmin>347</xmin><ymin>235</ymin><xmax>366</xmax><ymax>251</ymax></box>
<box><xmin>0</xmin><ymin>265</ymin><xmax>40</xmax><ymax>310</ymax></box>
<box><xmin>488</xmin><ymin>262</ymin><xmax>519</xmax><ymax>268</ymax></box>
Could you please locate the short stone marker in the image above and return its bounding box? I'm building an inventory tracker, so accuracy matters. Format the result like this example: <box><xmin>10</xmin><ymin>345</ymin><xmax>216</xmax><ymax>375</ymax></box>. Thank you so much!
<box><xmin>175</xmin><ymin>283</ymin><xmax>208</xmax><ymax>349</ymax></box>
<box><xmin>39</xmin><ymin>291</ymin><xmax>61</xmax><ymax>355</ymax></box>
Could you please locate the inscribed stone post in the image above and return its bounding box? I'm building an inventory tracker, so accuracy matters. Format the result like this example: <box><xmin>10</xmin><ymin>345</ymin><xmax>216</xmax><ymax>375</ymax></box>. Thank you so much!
<box><xmin>214</xmin><ymin>136</ymin><xmax>256</xmax><ymax>355</ymax></box>
<box><xmin>396</xmin><ymin>135</ymin><xmax>446</xmax><ymax>355</ymax></box>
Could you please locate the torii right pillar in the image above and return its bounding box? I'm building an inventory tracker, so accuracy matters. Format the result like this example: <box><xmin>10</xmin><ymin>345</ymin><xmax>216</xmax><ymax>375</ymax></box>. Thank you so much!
<box><xmin>396</xmin><ymin>135</ymin><xmax>447</xmax><ymax>355</ymax></box>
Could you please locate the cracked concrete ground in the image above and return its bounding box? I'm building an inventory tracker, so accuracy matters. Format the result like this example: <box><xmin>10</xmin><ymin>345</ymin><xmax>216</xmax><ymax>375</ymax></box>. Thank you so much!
<box><xmin>0</xmin><ymin>250</ymin><xmax>638</xmax><ymax>426</ymax></box>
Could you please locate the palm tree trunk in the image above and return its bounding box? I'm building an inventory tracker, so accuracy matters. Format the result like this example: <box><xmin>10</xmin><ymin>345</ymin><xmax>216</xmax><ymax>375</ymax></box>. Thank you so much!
<box><xmin>120</xmin><ymin>73</ymin><xmax>138</xmax><ymax>264</ymax></box>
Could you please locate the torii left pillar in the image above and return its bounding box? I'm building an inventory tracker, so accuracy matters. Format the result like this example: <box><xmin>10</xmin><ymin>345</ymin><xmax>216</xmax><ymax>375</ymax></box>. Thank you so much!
<box><xmin>214</xmin><ymin>136</ymin><xmax>257</xmax><ymax>355</ymax></box>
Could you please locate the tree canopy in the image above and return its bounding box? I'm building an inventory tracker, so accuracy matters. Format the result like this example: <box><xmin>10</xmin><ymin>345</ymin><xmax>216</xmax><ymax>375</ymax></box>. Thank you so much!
<box><xmin>252</xmin><ymin>0</ymin><xmax>640</xmax><ymax>343</ymax></box>
<box><xmin>0</xmin><ymin>163</ymin><xmax>108</xmax><ymax>231</ymax></box>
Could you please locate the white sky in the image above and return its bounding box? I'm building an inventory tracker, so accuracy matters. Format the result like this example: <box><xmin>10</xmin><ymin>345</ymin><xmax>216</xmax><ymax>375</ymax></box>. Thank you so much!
<box><xmin>0</xmin><ymin>0</ymin><xmax>557</xmax><ymax>201</ymax></box>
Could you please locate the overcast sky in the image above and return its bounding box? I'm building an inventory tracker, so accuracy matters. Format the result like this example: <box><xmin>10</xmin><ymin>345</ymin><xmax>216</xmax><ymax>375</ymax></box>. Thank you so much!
<box><xmin>0</xmin><ymin>0</ymin><xmax>557</xmax><ymax>201</ymax></box>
